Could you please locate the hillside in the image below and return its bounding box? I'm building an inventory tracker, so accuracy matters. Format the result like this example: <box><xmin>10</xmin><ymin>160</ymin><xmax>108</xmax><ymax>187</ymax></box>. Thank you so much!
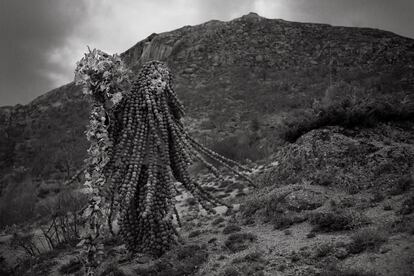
<box><xmin>1</xmin><ymin>12</ymin><xmax>414</xmax><ymax>187</ymax></box>
<box><xmin>2</xmin><ymin>123</ymin><xmax>413</xmax><ymax>276</ymax></box>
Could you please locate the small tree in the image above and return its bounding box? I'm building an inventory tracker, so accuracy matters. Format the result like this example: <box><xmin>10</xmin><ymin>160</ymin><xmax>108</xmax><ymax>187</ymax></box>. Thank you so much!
<box><xmin>36</xmin><ymin>190</ymin><xmax>89</xmax><ymax>250</ymax></box>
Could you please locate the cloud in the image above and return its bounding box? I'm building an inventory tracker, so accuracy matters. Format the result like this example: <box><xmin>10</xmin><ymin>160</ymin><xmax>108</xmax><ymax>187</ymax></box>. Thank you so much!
<box><xmin>0</xmin><ymin>0</ymin><xmax>413</xmax><ymax>106</ymax></box>
<box><xmin>0</xmin><ymin>0</ymin><xmax>89</xmax><ymax>105</ymax></box>
<box><xmin>255</xmin><ymin>0</ymin><xmax>414</xmax><ymax>37</ymax></box>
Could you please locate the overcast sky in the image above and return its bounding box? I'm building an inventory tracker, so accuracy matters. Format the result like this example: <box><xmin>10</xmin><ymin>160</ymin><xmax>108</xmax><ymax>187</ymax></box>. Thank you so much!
<box><xmin>1</xmin><ymin>0</ymin><xmax>413</xmax><ymax>106</ymax></box>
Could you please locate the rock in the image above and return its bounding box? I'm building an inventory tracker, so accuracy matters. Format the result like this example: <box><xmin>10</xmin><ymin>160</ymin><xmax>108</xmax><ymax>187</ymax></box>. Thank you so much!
<box><xmin>140</xmin><ymin>37</ymin><xmax>173</xmax><ymax>61</ymax></box>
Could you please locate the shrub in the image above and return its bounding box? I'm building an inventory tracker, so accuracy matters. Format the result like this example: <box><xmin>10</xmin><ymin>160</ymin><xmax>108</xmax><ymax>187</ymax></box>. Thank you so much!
<box><xmin>35</xmin><ymin>190</ymin><xmax>89</xmax><ymax>249</ymax></box>
<box><xmin>314</xmin><ymin>243</ymin><xmax>334</xmax><ymax>258</ymax></box>
<box><xmin>208</xmin><ymin>237</ymin><xmax>217</xmax><ymax>243</ymax></box>
<box><xmin>241</xmin><ymin>190</ymin><xmax>305</xmax><ymax>229</ymax></box>
<box><xmin>399</xmin><ymin>196</ymin><xmax>414</xmax><ymax>215</ymax></box>
<box><xmin>212</xmin><ymin>217</ymin><xmax>225</xmax><ymax>225</ymax></box>
<box><xmin>371</xmin><ymin>190</ymin><xmax>385</xmax><ymax>203</ymax></box>
<box><xmin>226</xmin><ymin>253</ymin><xmax>265</xmax><ymax>276</ymax></box>
<box><xmin>134</xmin><ymin>244</ymin><xmax>208</xmax><ymax>276</ymax></box>
<box><xmin>37</xmin><ymin>187</ymin><xmax>51</xmax><ymax>199</ymax></box>
<box><xmin>347</xmin><ymin>227</ymin><xmax>388</xmax><ymax>254</ymax></box>
<box><xmin>185</xmin><ymin>197</ymin><xmax>197</xmax><ymax>206</ymax></box>
<box><xmin>240</xmin><ymin>193</ymin><xmax>268</xmax><ymax>220</ymax></box>
<box><xmin>222</xmin><ymin>224</ymin><xmax>242</xmax><ymax>234</ymax></box>
<box><xmin>386</xmin><ymin>216</ymin><xmax>414</xmax><ymax>234</ymax></box>
<box><xmin>308</xmin><ymin>210</ymin><xmax>355</xmax><ymax>232</ymax></box>
<box><xmin>224</xmin><ymin>233</ymin><xmax>257</xmax><ymax>252</ymax></box>
<box><xmin>390</xmin><ymin>175</ymin><xmax>412</xmax><ymax>195</ymax></box>
<box><xmin>313</xmin><ymin>170</ymin><xmax>335</xmax><ymax>186</ymax></box>
<box><xmin>232</xmin><ymin>251</ymin><xmax>264</xmax><ymax>264</ymax></box>
<box><xmin>221</xmin><ymin>267</ymin><xmax>241</xmax><ymax>276</ymax></box>
<box><xmin>272</xmin><ymin>212</ymin><xmax>305</xmax><ymax>230</ymax></box>
<box><xmin>241</xmin><ymin>190</ymin><xmax>288</xmax><ymax>220</ymax></box>
<box><xmin>188</xmin><ymin>230</ymin><xmax>202</xmax><ymax>238</ymax></box>
<box><xmin>254</xmin><ymin>168</ymin><xmax>279</xmax><ymax>187</ymax></box>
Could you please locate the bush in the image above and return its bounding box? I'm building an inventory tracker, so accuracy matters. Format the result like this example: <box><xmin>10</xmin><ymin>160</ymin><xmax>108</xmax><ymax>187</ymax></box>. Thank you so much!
<box><xmin>399</xmin><ymin>196</ymin><xmax>414</xmax><ymax>215</ymax></box>
<box><xmin>185</xmin><ymin>197</ymin><xmax>197</xmax><ymax>206</ymax></box>
<box><xmin>241</xmin><ymin>190</ymin><xmax>306</xmax><ymax>229</ymax></box>
<box><xmin>37</xmin><ymin>187</ymin><xmax>51</xmax><ymax>199</ymax></box>
<box><xmin>212</xmin><ymin>217</ymin><xmax>225</xmax><ymax>226</ymax></box>
<box><xmin>313</xmin><ymin>243</ymin><xmax>334</xmax><ymax>258</ymax></box>
<box><xmin>35</xmin><ymin>190</ymin><xmax>89</xmax><ymax>249</ymax></box>
<box><xmin>224</xmin><ymin>233</ymin><xmax>257</xmax><ymax>252</ymax></box>
<box><xmin>371</xmin><ymin>190</ymin><xmax>385</xmax><ymax>203</ymax></box>
<box><xmin>308</xmin><ymin>210</ymin><xmax>356</xmax><ymax>232</ymax></box>
<box><xmin>273</xmin><ymin>213</ymin><xmax>306</xmax><ymax>230</ymax></box>
<box><xmin>134</xmin><ymin>244</ymin><xmax>208</xmax><ymax>276</ymax></box>
<box><xmin>385</xmin><ymin>216</ymin><xmax>414</xmax><ymax>234</ymax></box>
<box><xmin>222</xmin><ymin>224</ymin><xmax>242</xmax><ymax>234</ymax></box>
<box><xmin>307</xmin><ymin>208</ymin><xmax>370</xmax><ymax>232</ymax></box>
<box><xmin>232</xmin><ymin>251</ymin><xmax>264</xmax><ymax>264</ymax></box>
<box><xmin>347</xmin><ymin>227</ymin><xmax>388</xmax><ymax>254</ymax></box>
<box><xmin>241</xmin><ymin>190</ymin><xmax>289</xmax><ymax>220</ymax></box>
<box><xmin>188</xmin><ymin>230</ymin><xmax>202</xmax><ymax>238</ymax></box>
<box><xmin>390</xmin><ymin>175</ymin><xmax>412</xmax><ymax>195</ymax></box>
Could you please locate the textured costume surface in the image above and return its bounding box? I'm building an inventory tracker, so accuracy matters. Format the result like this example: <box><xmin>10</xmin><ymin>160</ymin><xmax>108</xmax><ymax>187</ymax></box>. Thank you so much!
<box><xmin>75</xmin><ymin>53</ymin><xmax>252</xmax><ymax>259</ymax></box>
<box><xmin>104</xmin><ymin>61</ymin><xmax>252</xmax><ymax>255</ymax></box>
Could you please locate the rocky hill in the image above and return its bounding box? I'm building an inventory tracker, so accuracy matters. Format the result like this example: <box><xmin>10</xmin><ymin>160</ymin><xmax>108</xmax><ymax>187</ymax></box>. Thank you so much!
<box><xmin>1</xmin><ymin>12</ymin><xmax>414</xmax><ymax>276</ymax></box>
<box><xmin>1</xmin><ymin>12</ymin><xmax>414</xmax><ymax>183</ymax></box>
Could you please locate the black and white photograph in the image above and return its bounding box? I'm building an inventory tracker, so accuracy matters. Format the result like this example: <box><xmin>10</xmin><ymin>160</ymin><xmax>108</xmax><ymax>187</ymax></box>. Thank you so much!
<box><xmin>0</xmin><ymin>0</ymin><xmax>413</xmax><ymax>275</ymax></box>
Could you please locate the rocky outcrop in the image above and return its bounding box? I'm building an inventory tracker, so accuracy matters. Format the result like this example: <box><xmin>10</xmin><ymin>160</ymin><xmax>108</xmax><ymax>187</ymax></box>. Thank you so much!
<box><xmin>271</xmin><ymin>124</ymin><xmax>414</xmax><ymax>192</ymax></box>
